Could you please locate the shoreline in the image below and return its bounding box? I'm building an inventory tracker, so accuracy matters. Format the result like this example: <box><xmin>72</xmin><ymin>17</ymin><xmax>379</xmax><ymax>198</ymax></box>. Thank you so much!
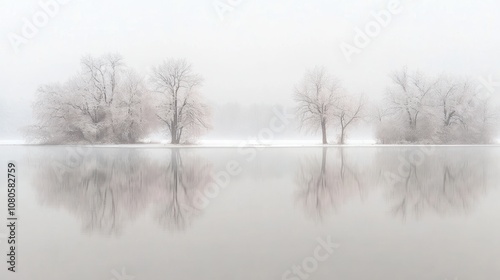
<box><xmin>1</xmin><ymin>143</ymin><xmax>500</xmax><ymax>148</ymax></box>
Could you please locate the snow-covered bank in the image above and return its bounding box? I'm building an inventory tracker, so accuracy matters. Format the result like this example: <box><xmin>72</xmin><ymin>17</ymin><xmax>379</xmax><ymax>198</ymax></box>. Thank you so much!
<box><xmin>2</xmin><ymin>142</ymin><xmax>500</xmax><ymax>148</ymax></box>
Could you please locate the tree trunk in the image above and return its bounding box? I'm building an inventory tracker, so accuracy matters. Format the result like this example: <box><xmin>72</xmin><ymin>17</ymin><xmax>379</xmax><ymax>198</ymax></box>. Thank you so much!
<box><xmin>321</xmin><ymin>120</ymin><xmax>327</xmax><ymax>144</ymax></box>
<box><xmin>340</xmin><ymin>128</ymin><xmax>345</xmax><ymax>144</ymax></box>
<box><xmin>171</xmin><ymin>121</ymin><xmax>179</xmax><ymax>144</ymax></box>
<box><xmin>172</xmin><ymin>90</ymin><xmax>179</xmax><ymax>144</ymax></box>
<box><xmin>406</xmin><ymin>109</ymin><xmax>413</xmax><ymax>129</ymax></box>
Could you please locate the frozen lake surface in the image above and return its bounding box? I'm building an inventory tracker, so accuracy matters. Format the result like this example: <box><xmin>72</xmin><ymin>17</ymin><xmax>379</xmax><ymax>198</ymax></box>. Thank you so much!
<box><xmin>1</xmin><ymin>146</ymin><xmax>499</xmax><ymax>280</ymax></box>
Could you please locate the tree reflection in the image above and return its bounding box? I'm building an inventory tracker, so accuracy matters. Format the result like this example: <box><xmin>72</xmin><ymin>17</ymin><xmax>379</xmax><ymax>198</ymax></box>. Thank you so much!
<box><xmin>378</xmin><ymin>148</ymin><xmax>494</xmax><ymax>220</ymax></box>
<box><xmin>31</xmin><ymin>148</ymin><xmax>213</xmax><ymax>234</ymax></box>
<box><xmin>295</xmin><ymin>148</ymin><xmax>369</xmax><ymax>221</ymax></box>
<box><xmin>152</xmin><ymin>150</ymin><xmax>213</xmax><ymax>231</ymax></box>
<box><xmin>295</xmin><ymin>147</ymin><xmax>498</xmax><ymax>222</ymax></box>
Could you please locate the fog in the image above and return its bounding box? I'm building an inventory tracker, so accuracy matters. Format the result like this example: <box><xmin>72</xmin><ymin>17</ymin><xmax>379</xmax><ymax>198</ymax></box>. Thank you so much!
<box><xmin>1</xmin><ymin>0</ymin><xmax>499</xmax><ymax>142</ymax></box>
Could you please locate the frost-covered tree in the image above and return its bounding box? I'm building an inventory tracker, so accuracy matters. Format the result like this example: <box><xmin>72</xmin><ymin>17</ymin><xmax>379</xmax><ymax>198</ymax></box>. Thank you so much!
<box><xmin>458</xmin><ymin>97</ymin><xmax>498</xmax><ymax>143</ymax></box>
<box><xmin>294</xmin><ymin>67</ymin><xmax>342</xmax><ymax>144</ymax></box>
<box><xmin>27</xmin><ymin>54</ymin><xmax>158</xmax><ymax>144</ymax></box>
<box><xmin>433</xmin><ymin>77</ymin><xmax>497</xmax><ymax>143</ymax></box>
<box><xmin>383</xmin><ymin>68</ymin><xmax>438</xmax><ymax>142</ymax></box>
<box><xmin>434</xmin><ymin>77</ymin><xmax>469</xmax><ymax>127</ymax></box>
<box><xmin>377</xmin><ymin>69</ymin><xmax>497</xmax><ymax>144</ymax></box>
<box><xmin>372</xmin><ymin>102</ymin><xmax>395</xmax><ymax>144</ymax></box>
<box><xmin>150</xmin><ymin>59</ymin><xmax>211</xmax><ymax>144</ymax></box>
<box><xmin>113</xmin><ymin>70</ymin><xmax>158</xmax><ymax>143</ymax></box>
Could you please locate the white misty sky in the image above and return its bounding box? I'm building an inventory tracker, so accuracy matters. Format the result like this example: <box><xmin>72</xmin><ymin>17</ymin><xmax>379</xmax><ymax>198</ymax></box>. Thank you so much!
<box><xmin>1</xmin><ymin>0</ymin><xmax>499</xmax><ymax>140</ymax></box>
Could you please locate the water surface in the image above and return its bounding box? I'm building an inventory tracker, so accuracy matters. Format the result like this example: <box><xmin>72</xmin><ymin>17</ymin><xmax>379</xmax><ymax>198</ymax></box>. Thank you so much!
<box><xmin>1</xmin><ymin>146</ymin><xmax>499</xmax><ymax>280</ymax></box>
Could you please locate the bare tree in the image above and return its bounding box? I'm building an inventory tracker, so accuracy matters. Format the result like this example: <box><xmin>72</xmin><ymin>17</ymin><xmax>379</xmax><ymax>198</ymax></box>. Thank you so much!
<box><xmin>434</xmin><ymin>77</ymin><xmax>467</xmax><ymax>127</ymax></box>
<box><xmin>332</xmin><ymin>94</ymin><xmax>365</xmax><ymax>144</ymax></box>
<box><xmin>150</xmin><ymin>59</ymin><xmax>211</xmax><ymax>144</ymax></box>
<box><xmin>80</xmin><ymin>53</ymin><xmax>124</xmax><ymax>106</ymax></box>
<box><xmin>27</xmin><ymin>54</ymin><xmax>158</xmax><ymax>144</ymax></box>
<box><xmin>294</xmin><ymin>67</ymin><xmax>341</xmax><ymax>144</ymax></box>
<box><xmin>374</xmin><ymin>68</ymin><xmax>496</xmax><ymax>143</ymax></box>
<box><xmin>384</xmin><ymin>68</ymin><xmax>438</xmax><ymax>141</ymax></box>
<box><xmin>425</xmin><ymin>75</ymin><xmax>498</xmax><ymax>143</ymax></box>
<box><xmin>373</xmin><ymin>103</ymin><xmax>390</xmax><ymax>123</ymax></box>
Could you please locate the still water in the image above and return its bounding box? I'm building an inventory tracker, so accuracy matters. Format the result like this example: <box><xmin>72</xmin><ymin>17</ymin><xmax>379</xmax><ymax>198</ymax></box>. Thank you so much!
<box><xmin>1</xmin><ymin>146</ymin><xmax>499</xmax><ymax>280</ymax></box>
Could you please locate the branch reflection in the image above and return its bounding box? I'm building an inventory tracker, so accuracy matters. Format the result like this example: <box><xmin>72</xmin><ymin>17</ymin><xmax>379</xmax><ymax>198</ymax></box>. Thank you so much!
<box><xmin>378</xmin><ymin>148</ymin><xmax>494</xmax><ymax>220</ymax></box>
<box><xmin>295</xmin><ymin>147</ymin><xmax>497</xmax><ymax>221</ymax></box>
<box><xmin>295</xmin><ymin>148</ymin><xmax>369</xmax><ymax>221</ymax></box>
<box><xmin>32</xmin><ymin>148</ymin><xmax>213</xmax><ymax>234</ymax></box>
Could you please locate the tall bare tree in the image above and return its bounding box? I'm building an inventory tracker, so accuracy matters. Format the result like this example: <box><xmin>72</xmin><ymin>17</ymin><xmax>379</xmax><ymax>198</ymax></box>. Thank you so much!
<box><xmin>332</xmin><ymin>94</ymin><xmax>365</xmax><ymax>144</ymax></box>
<box><xmin>386</xmin><ymin>68</ymin><xmax>437</xmax><ymax>131</ymax></box>
<box><xmin>150</xmin><ymin>59</ymin><xmax>211</xmax><ymax>144</ymax></box>
<box><xmin>294</xmin><ymin>67</ymin><xmax>341</xmax><ymax>144</ymax></box>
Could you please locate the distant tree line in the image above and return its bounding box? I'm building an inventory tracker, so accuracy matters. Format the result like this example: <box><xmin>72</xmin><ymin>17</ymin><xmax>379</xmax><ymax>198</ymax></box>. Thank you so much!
<box><xmin>26</xmin><ymin>54</ymin><xmax>498</xmax><ymax>144</ymax></box>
